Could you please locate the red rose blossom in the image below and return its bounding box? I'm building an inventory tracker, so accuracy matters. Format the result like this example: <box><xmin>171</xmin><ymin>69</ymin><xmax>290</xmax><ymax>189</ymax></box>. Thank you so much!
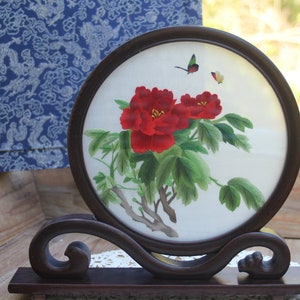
<box><xmin>120</xmin><ymin>86</ymin><xmax>189</xmax><ymax>153</ymax></box>
<box><xmin>180</xmin><ymin>91</ymin><xmax>222</xmax><ymax>119</ymax></box>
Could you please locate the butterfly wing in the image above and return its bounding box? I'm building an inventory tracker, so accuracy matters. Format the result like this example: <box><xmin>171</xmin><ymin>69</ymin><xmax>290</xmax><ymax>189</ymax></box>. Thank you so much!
<box><xmin>187</xmin><ymin>54</ymin><xmax>199</xmax><ymax>73</ymax></box>
<box><xmin>211</xmin><ymin>71</ymin><xmax>224</xmax><ymax>84</ymax></box>
<box><xmin>188</xmin><ymin>54</ymin><xmax>197</xmax><ymax>68</ymax></box>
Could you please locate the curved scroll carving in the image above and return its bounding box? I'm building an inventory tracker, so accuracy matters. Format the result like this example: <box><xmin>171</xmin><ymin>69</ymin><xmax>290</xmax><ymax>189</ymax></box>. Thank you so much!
<box><xmin>29</xmin><ymin>214</ymin><xmax>290</xmax><ymax>279</ymax></box>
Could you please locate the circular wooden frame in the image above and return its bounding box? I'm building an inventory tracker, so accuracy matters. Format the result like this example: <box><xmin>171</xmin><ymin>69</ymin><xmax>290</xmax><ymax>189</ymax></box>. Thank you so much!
<box><xmin>68</xmin><ymin>26</ymin><xmax>300</xmax><ymax>255</ymax></box>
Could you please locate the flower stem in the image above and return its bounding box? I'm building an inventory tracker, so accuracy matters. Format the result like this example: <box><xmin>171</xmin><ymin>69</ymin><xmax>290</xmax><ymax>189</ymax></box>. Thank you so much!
<box><xmin>210</xmin><ymin>176</ymin><xmax>223</xmax><ymax>188</ymax></box>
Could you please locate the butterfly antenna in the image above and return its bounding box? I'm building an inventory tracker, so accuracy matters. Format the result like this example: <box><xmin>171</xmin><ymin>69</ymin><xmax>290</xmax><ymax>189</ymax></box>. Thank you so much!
<box><xmin>174</xmin><ymin>66</ymin><xmax>188</xmax><ymax>72</ymax></box>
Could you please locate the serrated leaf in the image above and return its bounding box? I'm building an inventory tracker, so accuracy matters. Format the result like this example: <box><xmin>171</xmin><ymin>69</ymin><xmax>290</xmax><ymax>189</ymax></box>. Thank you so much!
<box><xmin>156</xmin><ymin>155</ymin><xmax>177</xmax><ymax>189</ymax></box>
<box><xmin>172</xmin><ymin>151</ymin><xmax>210</xmax><ymax>205</ymax></box>
<box><xmin>141</xmin><ymin>181</ymin><xmax>156</xmax><ymax>204</ymax></box>
<box><xmin>224</xmin><ymin>113</ymin><xmax>253</xmax><ymax>132</ymax></box>
<box><xmin>100</xmin><ymin>133</ymin><xmax>120</xmax><ymax>157</ymax></box>
<box><xmin>93</xmin><ymin>172</ymin><xmax>107</xmax><ymax>190</ymax></box>
<box><xmin>228</xmin><ymin>177</ymin><xmax>265</xmax><ymax>211</ymax></box>
<box><xmin>219</xmin><ymin>185</ymin><xmax>241</xmax><ymax>211</ymax></box>
<box><xmin>97</xmin><ymin>176</ymin><xmax>121</xmax><ymax>206</ymax></box>
<box><xmin>173</xmin><ymin>157</ymin><xmax>196</xmax><ymax>189</ymax></box>
<box><xmin>182</xmin><ymin>150</ymin><xmax>210</xmax><ymax>190</ymax></box>
<box><xmin>235</xmin><ymin>134</ymin><xmax>251</xmax><ymax>152</ymax></box>
<box><xmin>93</xmin><ymin>171</ymin><xmax>106</xmax><ymax>184</ymax></box>
<box><xmin>197</xmin><ymin>121</ymin><xmax>222</xmax><ymax>153</ymax></box>
<box><xmin>100</xmin><ymin>189</ymin><xmax>121</xmax><ymax>205</ymax></box>
<box><xmin>176</xmin><ymin>183</ymin><xmax>198</xmax><ymax>205</ymax></box>
<box><xmin>214</xmin><ymin>123</ymin><xmax>236</xmax><ymax>146</ymax></box>
<box><xmin>85</xmin><ymin>130</ymin><xmax>110</xmax><ymax>156</ymax></box>
<box><xmin>115</xmin><ymin>99</ymin><xmax>130</xmax><ymax>109</ymax></box>
<box><xmin>138</xmin><ymin>153</ymin><xmax>158</xmax><ymax>185</ymax></box>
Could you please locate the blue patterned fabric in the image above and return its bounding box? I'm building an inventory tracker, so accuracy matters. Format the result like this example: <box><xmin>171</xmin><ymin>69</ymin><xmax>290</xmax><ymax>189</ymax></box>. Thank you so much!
<box><xmin>0</xmin><ymin>0</ymin><xmax>202</xmax><ymax>171</ymax></box>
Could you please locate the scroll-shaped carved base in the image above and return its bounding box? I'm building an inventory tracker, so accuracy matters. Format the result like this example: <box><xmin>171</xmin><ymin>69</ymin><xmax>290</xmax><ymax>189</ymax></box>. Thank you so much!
<box><xmin>29</xmin><ymin>214</ymin><xmax>290</xmax><ymax>280</ymax></box>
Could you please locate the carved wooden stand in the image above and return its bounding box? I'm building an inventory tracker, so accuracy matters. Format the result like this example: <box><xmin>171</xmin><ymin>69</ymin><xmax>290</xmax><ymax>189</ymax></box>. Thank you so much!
<box><xmin>8</xmin><ymin>213</ymin><xmax>300</xmax><ymax>299</ymax></box>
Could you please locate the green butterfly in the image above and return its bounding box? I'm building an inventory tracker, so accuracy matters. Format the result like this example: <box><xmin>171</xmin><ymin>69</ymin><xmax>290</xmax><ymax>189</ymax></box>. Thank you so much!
<box><xmin>175</xmin><ymin>54</ymin><xmax>199</xmax><ymax>74</ymax></box>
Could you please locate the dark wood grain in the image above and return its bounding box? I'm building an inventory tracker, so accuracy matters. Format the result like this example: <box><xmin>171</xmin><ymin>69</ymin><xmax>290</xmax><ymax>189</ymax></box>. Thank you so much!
<box><xmin>8</xmin><ymin>267</ymin><xmax>300</xmax><ymax>297</ymax></box>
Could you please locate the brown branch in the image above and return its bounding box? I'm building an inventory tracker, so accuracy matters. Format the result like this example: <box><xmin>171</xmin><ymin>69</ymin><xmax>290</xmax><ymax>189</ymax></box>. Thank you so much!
<box><xmin>111</xmin><ymin>186</ymin><xmax>178</xmax><ymax>238</ymax></box>
<box><xmin>140</xmin><ymin>196</ymin><xmax>163</xmax><ymax>223</ymax></box>
<box><xmin>158</xmin><ymin>187</ymin><xmax>177</xmax><ymax>223</ymax></box>
<box><xmin>168</xmin><ymin>189</ymin><xmax>177</xmax><ymax>205</ymax></box>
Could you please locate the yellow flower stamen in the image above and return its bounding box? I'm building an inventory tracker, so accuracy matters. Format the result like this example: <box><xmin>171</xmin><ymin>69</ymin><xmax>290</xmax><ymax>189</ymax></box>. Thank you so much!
<box><xmin>152</xmin><ymin>108</ymin><xmax>165</xmax><ymax>119</ymax></box>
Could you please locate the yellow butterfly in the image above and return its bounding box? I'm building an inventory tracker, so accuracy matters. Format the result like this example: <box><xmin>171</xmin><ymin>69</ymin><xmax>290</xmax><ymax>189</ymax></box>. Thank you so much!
<box><xmin>211</xmin><ymin>71</ymin><xmax>224</xmax><ymax>84</ymax></box>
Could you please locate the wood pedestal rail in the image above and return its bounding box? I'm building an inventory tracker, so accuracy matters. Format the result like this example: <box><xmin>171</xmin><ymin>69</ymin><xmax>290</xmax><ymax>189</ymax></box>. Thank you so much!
<box><xmin>9</xmin><ymin>267</ymin><xmax>300</xmax><ymax>298</ymax></box>
<box><xmin>8</xmin><ymin>213</ymin><xmax>300</xmax><ymax>298</ymax></box>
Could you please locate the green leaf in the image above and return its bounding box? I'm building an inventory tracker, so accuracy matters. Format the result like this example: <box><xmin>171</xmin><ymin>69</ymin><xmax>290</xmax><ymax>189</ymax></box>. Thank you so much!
<box><xmin>156</xmin><ymin>155</ymin><xmax>177</xmax><ymax>189</ymax></box>
<box><xmin>173</xmin><ymin>157</ymin><xmax>197</xmax><ymax>189</ymax></box>
<box><xmin>214</xmin><ymin>124</ymin><xmax>252</xmax><ymax>152</ymax></box>
<box><xmin>116</xmin><ymin>131</ymin><xmax>131</xmax><ymax>175</ymax></box>
<box><xmin>119</xmin><ymin>131</ymin><xmax>131</xmax><ymax>157</ymax></box>
<box><xmin>182</xmin><ymin>150</ymin><xmax>210</xmax><ymax>191</ymax></box>
<box><xmin>100</xmin><ymin>189</ymin><xmax>121</xmax><ymax>205</ymax></box>
<box><xmin>93</xmin><ymin>172</ymin><xmax>107</xmax><ymax>190</ymax></box>
<box><xmin>197</xmin><ymin>121</ymin><xmax>222</xmax><ymax>153</ymax></box>
<box><xmin>104</xmin><ymin>176</ymin><xmax>115</xmax><ymax>189</ymax></box>
<box><xmin>131</xmin><ymin>151</ymin><xmax>153</xmax><ymax>163</ymax></box>
<box><xmin>214</xmin><ymin>123</ymin><xmax>236</xmax><ymax>146</ymax></box>
<box><xmin>172</xmin><ymin>151</ymin><xmax>210</xmax><ymax>205</ymax></box>
<box><xmin>224</xmin><ymin>113</ymin><xmax>253</xmax><ymax>132</ymax></box>
<box><xmin>100</xmin><ymin>133</ymin><xmax>120</xmax><ymax>156</ymax></box>
<box><xmin>141</xmin><ymin>181</ymin><xmax>156</xmax><ymax>204</ymax></box>
<box><xmin>85</xmin><ymin>129</ymin><xmax>110</xmax><ymax>156</ymax></box>
<box><xmin>123</xmin><ymin>176</ymin><xmax>132</xmax><ymax>183</ymax></box>
<box><xmin>115</xmin><ymin>99</ymin><xmax>130</xmax><ymax>110</ymax></box>
<box><xmin>219</xmin><ymin>185</ymin><xmax>241</xmax><ymax>211</ymax></box>
<box><xmin>116</xmin><ymin>152</ymin><xmax>129</xmax><ymax>175</ymax></box>
<box><xmin>180</xmin><ymin>141</ymin><xmax>208</xmax><ymax>154</ymax></box>
<box><xmin>228</xmin><ymin>177</ymin><xmax>265</xmax><ymax>211</ymax></box>
<box><xmin>173</xmin><ymin>123</ymin><xmax>195</xmax><ymax>145</ymax></box>
<box><xmin>176</xmin><ymin>183</ymin><xmax>198</xmax><ymax>206</ymax></box>
<box><xmin>155</xmin><ymin>144</ymin><xmax>182</xmax><ymax>161</ymax></box>
<box><xmin>93</xmin><ymin>171</ymin><xmax>106</xmax><ymax>184</ymax></box>
<box><xmin>235</xmin><ymin>134</ymin><xmax>251</xmax><ymax>152</ymax></box>
<box><xmin>105</xmin><ymin>132</ymin><xmax>119</xmax><ymax>144</ymax></box>
<box><xmin>94</xmin><ymin>175</ymin><xmax>121</xmax><ymax>206</ymax></box>
<box><xmin>138</xmin><ymin>153</ymin><xmax>158</xmax><ymax>185</ymax></box>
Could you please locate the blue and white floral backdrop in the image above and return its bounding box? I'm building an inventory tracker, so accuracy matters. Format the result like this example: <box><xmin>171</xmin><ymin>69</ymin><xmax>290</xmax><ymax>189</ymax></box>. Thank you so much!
<box><xmin>0</xmin><ymin>0</ymin><xmax>202</xmax><ymax>171</ymax></box>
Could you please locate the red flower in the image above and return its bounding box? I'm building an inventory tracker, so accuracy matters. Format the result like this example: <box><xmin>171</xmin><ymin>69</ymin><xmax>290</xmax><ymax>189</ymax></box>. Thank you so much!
<box><xmin>120</xmin><ymin>86</ymin><xmax>189</xmax><ymax>153</ymax></box>
<box><xmin>180</xmin><ymin>91</ymin><xmax>222</xmax><ymax>119</ymax></box>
